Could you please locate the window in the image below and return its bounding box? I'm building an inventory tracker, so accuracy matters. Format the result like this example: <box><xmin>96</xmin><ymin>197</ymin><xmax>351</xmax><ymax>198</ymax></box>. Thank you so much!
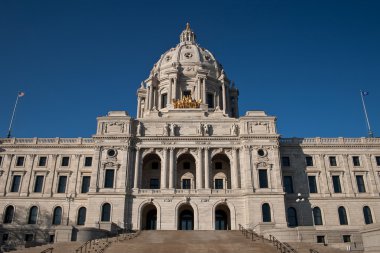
<box><xmin>84</xmin><ymin>157</ymin><xmax>92</xmax><ymax>167</ymax></box>
<box><xmin>287</xmin><ymin>207</ymin><xmax>298</xmax><ymax>227</ymax></box>
<box><xmin>2</xmin><ymin>234</ymin><xmax>9</xmax><ymax>242</ymax></box>
<box><xmin>262</xmin><ymin>203</ymin><xmax>271</xmax><ymax>222</ymax></box>
<box><xmin>332</xmin><ymin>175</ymin><xmax>342</xmax><ymax>193</ymax></box>
<box><xmin>3</xmin><ymin>206</ymin><xmax>14</xmax><ymax>224</ymax></box>
<box><xmin>61</xmin><ymin>156</ymin><xmax>70</xmax><ymax>167</ymax></box>
<box><xmin>343</xmin><ymin>235</ymin><xmax>351</xmax><ymax>243</ymax></box>
<box><xmin>28</xmin><ymin>206</ymin><xmax>38</xmax><ymax>224</ymax></box>
<box><xmin>38</xmin><ymin>156</ymin><xmax>47</xmax><ymax>167</ymax></box>
<box><xmin>282</xmin><ymin>157</ymin><xmax>290</xmax><ymax>167</ymax></box>
<box><xmin>150</xmin><ymin>178</ymin><xmax>160</xmax><ymax>189</ymax></box>
<box><xmin>57</xmin><ymin>176</ymin><xmax>67</xmax><ymax>193</ymax></box>
<box><xmin>207</xmin><ymin>93</ymin><xmax>214</xmax><ymax>108</ymax></box>
<box><xmin>308</xmin><ymin>176</ymin><xmax>318</xmax><ymax>193</ymax></box>
<box><xmin>52</xmin><ymin>207</ymin><xmax>62</xmax><ymax>225</ymax></box>
<box><xmin>151</xmin><ymin>162</ymin><xmax>159</xmax><ymax>170</ymax></box>
<box><xmin>215</xmin><ymin>162</ymin><xmax>222</xmax><ymax>170</ymax></box>
<box><xmin>356</xmin><ymin>175</ymin><xmax>366</xmax><ymax>193</ymax></box>
<box><xmin>182</xmin><ymin>179</ymin><xmax>191</xmax><ymax>189</ymax></box>
<box><xmin>215</xmin><ymin>179</ymin><xmax>224</xmax><ymax>189</ymax></box>
<box><xmin>259</xmin><ymin>169</ymin><xmax>268</xmax><ymax>188</ymax></box>
<box><xmin>101</xmin><ymin>203</ymin><xmax>111</xmax><ymax>222</ymax></box>
<box><xmin>352</xmin><ymin>156</ymin><xmax>360</xmax><ymax>166</ymax></box>
<box><xmin>34</xmin><ymin>175</ymin><xmax>44</xmax><ymax>193</ymax></box>
<box><xmin>283</xmin><ymin>176</ymin><xmax>294</xmax><ymax>193</ymax></box>
<box><xmin>313</xmin><ymin>207</ymin><xmax>323</xmax><ymax>225</ymax></box>
<box><xmin>376</xmin><ymin>156</ymin><xmax>380</xmax><ymax>166</ymax></box>
<box><xmin>183</xmin><ymin>162</ymin><xmax>190</xmax><ymax>170</ymax></box>
<box><xmin>316</xmin><ymin>236</ymin><xmax>325</xmax><ymax>244</ymax></box>
<box><xmin>81</xmin><ymin>176</ymin><xmax>91</xmax><ymax>193</ymax></box>
<box><xmin>16</xmin><ymin>156</ymin><xmax>25</xmax><ymax>167</ymax></box>
<box><xmin>10</xmin><ymin>175</ymin><xmax>21</xmax><ymax>192</ymax></box>
<box><xmin>77</xmin><ymin>207</ymin><xmax>87</xmax><ymax>225</ymax></box>
<box><xmin>161</xmin><ymin>93</ymin><xmax>168</xmax><ymax>108</ymax></box>
<box><xmin>338</xmin><ymin>206</ymin><xmax>348</xmax><ymax>225</ymax></box>
<box><xmin>305</xmin><ymin>156</ymin><xmax>314</xmax><ymax>166</ymax></box>
<box><xmin>25</xmin><ymin>234</ymin><xmax>34</xmax><ymax>242</ymax></box>
<box><xmin>363</xmin><ymin>206</ymin><xmax>373</xmax><ymax>224</ymax></box>
<box><xmin>329</xmin><ymin>156</ymin><xmax>337</xmax><ymax>166</ymax></box>
<box><xmin>104</xmin><ymin>169</ymin><xmax>114</xmax><ymax>188</ymax></box>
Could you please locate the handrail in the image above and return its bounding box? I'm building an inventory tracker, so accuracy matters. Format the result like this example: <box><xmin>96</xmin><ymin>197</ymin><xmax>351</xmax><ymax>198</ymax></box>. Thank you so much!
<box><xmin>238</xmin><ymin>224</ymin><xmax>266</xmax><ymax>242</ymax></box>
<box><xmin>268</xmin><ymin>234</ymin><xmax>294</xmax><ymax>253</ymax></box>
<box><xmin>40</xmin><ymin>248</ymin><xmax>54</xmax><ymax>253</ymax></box>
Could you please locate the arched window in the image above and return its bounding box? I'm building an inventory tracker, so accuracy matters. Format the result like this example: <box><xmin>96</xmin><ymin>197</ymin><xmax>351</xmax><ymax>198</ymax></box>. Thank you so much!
<box><xmin>28</xmin><ymin>206</ymin><xmax>38</xmax><ymax>224</ymax></box>
<box><xmin>4</xmin><ymin>206</ymin><xmax>15</xmax><ymax>224</ymax></box>
<box><xmin>52</xmin><ymin>207</ymin><xmax>62</xmax><ymax>225</ymax></box>
<box><xmin>262</xmin><ymin>203</ymin><xmax>271</xmax><ymax>222</ymax></box>
<box><xmin>77</xmin><ymin>207</ymin><xmax>87</xmax><ymax>225</ymax></box>
<box><xmin>313</xmin><ymin>207</ymin><xmax>323</xmax><ymax>225</ymax></box>
<box><xmin>287</xmin><ymin>207</ymin><xmax>298</xmax><ymax>227</ymax></box>
<box><xmin>101</xmin><ymin>203</ymin><xmax>111</xmax><ymax>222</ymax></box>
<box><xmin>363</xmin><ymin>206</ymin><xmax>373</xmax><ymax>224</ymax></box>
<box><xmin>338</xmin><ymin>206</ymin><xmax>348</xmax><ymax>225</ymax></box>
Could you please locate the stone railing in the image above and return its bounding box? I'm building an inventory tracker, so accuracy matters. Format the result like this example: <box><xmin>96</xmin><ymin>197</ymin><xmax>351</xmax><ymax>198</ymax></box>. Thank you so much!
<box><xmin>280</xmin><ymin>137</ymin><xmax>380</xmax><ymax>145</ymax></box>
<box><xmin>0</xmin><ymin>137</ymin><xmax>94</xmax><ymax>145</ymax></box>
<box><xmin>136</xmin><ymin>188</ymin><xmax>235</xmax><ymax>195</ymax></box>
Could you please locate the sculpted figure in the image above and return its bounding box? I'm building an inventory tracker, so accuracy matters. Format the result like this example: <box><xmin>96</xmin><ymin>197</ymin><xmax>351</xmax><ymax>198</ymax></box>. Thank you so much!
<box><xmin>231</xmin><ymin>123</ymin><xmax>239</xmax><ymax>136</ymax></box>
<box><xmin>170</xmin><ymin>123</ymin><xmax>176</xmax><ymax>136</ymax></box>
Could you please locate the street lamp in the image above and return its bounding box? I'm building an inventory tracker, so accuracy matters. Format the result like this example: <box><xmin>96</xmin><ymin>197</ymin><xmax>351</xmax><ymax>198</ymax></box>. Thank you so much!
<box><xmin>296</xmin><ymin>193</ymin><xmax>305</xmax><ymax>242</ymax></box>
<box><xmin>66</xmin><ymin>194</ymin><xmax>74</xmax><ymax>226</ymax></box>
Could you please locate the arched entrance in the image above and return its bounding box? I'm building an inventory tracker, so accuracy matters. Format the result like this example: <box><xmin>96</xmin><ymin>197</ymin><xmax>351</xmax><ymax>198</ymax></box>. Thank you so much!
<box><xmin>142</xmin><ymin>154</ymin><xmax>161</xmax><ymax>189</ymax></box>
<box><xmin>211</xmin><ymin>154</ymin><xmax>231</xmax><ymax>189</ymax></box>
<box><xmin>141</xmin><ymin>204</ymin><xmax>157</xmax><ymax>230</ymax></box>
<box><xmin>215</xmin><ymin>204</ymin><xmax>230</xmax><ymax>230</ymax></box>
<box><xmin>178</xmin><ymin>204</ymin><xmax>194</xmax><ymax>230</ymax></box>
<box><xmin>176</xmin><ymin>154</ymin><xmax>196</xmax><ymax>189</ymax></box>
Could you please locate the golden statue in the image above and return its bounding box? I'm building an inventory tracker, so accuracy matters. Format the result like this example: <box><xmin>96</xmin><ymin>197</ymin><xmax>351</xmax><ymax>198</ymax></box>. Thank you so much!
<box><xmin>173</xmin><ymin>96</ymin><xmax>201</xmax><ymax>109</ymax></box>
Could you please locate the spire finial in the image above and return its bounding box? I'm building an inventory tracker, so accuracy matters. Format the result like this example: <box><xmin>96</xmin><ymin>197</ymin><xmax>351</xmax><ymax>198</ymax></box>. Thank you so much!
<box><xmin>186</xmin><ymin>22</ymin><xmax>191</xmax><ymax>31</ymax></box>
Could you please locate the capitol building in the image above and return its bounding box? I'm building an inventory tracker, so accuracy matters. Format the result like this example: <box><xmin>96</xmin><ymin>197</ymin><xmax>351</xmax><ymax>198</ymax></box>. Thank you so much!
<box><xmin>1</xmin><ymin>24</ymin><xmax>379</xmax><ymax>252</ymax></box>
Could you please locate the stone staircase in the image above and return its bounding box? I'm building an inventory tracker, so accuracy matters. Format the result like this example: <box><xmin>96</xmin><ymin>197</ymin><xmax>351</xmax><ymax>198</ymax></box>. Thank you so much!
<box><xmin>104</xmin><ymin>230</ymin><xmax>278</xmax><ymax>253</ymax></box>
<box><xmin>5</xmin><ymin>242</ymin><xmax>81</xmax><ymax>253</ymax></box>
<box><xmin>284</xmin><ymin>242</ymin><xmax>362</xmax><ymax>253</ymax></box>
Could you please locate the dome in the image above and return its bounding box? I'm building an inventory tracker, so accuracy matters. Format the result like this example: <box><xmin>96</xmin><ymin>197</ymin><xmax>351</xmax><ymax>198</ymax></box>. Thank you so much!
<box><xmin>150</xmin><ymin>23</ymin><xmax>223</xmax><ymax>80</ymax></box>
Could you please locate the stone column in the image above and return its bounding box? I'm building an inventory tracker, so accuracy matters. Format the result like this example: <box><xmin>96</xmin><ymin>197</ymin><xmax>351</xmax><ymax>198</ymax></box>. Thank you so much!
<box><xmin>0</xmin><ymin>154</ymin><xmax>13</xmax><ymax>196</ymax></box>
<box><xmin>71</xmin><ymin>154</ymin><xmax>81</xmax><ymax>196</ymax></box>
<box><xmin>319</xmin><ymin>154</ymin><xmax>331</xmax><ymax>196</ymax></box>
<box><xmin>150</xmin><ymin>86</ymin><xmax>154</xmax><ymax>109</ymax></box>
<box><xmin>133</xmin><ymin>148</ymin><xmax>141</xmax><ymax>189</ymax></box>
<box><xmin>168</xmin><ymin>80</ymin><xmax>173</xmax><ymax>105</ymax></box>
<box><xmin>342</xmin><ymin>154</ymin><xmax>354</xmax><ymax>195</ymax></box>
<box><xmin>169</xmin><ymin>148</ymin><xmax>175</xmax><ymax>189</ymax></box>
<box><xmin>244</xmin><ymin>145</ymin><xmax>253</xmax><ymax>190</ymax></box>
<box><xmin>204</xmin><ymin>147</ymin><xmax>210</xmax><ymax>189</ymax></box>
<box><xmin>161</xmin><ymin>148</ymin><xmax>168</xmax><ymax>189</ymax></box>
<box><xmin>137</xmin><ymin>97</ymin><xmax>141</xmax><ymax>118</ymax></box>
<box><xmin>365</xmin><ymin>154</ymin><xmax>377</xmax><ymax>195</ymax></box>
<box><xmin>89</xmin><ymin>148</ymin><xmax>101</xmax><ymax>193</ymax></box>
<box><xmin>222</xmin><ymin>83</ymin><xmax>226</xmax><ymax>113</ymax></box>
<box><xmin>21</xmin><ymin>154</ymin><xmax>36</xmax><ymax>196</ymax></box>
<box><xmin>197</xmin><ymin>148</ymin><xmax>203</xmax><ymax>189</ymax></box>
<box><xmin>232</xmin><ymin>148</ymin><xmax>239</xmax><ymax>189</ymax></box>
<box><xmin>146</xmin><ymin>86</ymin><xmax>151</xmax><ymax>110</ymax></box>
<box><xmin>173</xmin><ymin>78</ymin><xmax>177</xmax><ymax>100</ymax></box>
<box><xmin>202</xmin><ymin>78</ymin><xmax>207</xmax><ymax>104</ymax></box>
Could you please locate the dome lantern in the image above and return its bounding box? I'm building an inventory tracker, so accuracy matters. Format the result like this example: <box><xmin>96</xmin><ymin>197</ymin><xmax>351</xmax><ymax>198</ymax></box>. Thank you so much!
<box><xmin>180</xmin><ymin>23</ymin><xmax>196</xmax><ymax>43</ymax></box>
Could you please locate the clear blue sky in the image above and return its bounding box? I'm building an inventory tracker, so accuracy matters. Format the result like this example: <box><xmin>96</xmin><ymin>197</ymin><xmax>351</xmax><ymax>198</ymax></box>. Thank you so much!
<box><xmin>0</xmin><ymin>0</ymin><xmax>379</xmax><ymax>138</ymax></box>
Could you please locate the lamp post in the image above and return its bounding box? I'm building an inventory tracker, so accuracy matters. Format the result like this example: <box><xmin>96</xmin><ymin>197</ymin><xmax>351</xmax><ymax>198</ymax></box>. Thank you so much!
<box><xmin>296</xmin><ymin>193</ymin><xmax>305</xmax><ymax>242</ymax></box>
<box><xmin>66</xmin><ymin>194</ymin><xmax>74</xmax><ymax>226</ymax></box>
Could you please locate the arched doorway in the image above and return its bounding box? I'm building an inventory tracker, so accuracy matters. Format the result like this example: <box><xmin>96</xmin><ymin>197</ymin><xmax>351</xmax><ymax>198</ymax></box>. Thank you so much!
<box><xmin>178</xmin><ymin>204</ymin><xmax>194</xmax><ymax>230</ymax></box>
<box><xmin>141</xmin><ymin>204</ymin><xmax>157</xmax><ymax>230</ymax></box>
<box><xmin>176</xmin><ymin>154</ymin><xmax>196</xmax><ymax>189</ymax></box>
<box><xmin>142</xmin><ymin>154</ymin><xmax>161</xmax><ymax>189</ymax></box>
<box><xmin>211</xmin><ymin>154</ymin><xmax>231</xmax><ymax>189</ymax></box>
<box><xmin>215</xmin><ymin>204</ymin><xmax>230</xmax><ymax>230</ymax></box>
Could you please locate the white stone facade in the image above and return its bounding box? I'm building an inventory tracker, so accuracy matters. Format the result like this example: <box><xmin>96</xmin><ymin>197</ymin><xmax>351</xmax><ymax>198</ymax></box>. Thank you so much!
<box><xmin>0</xmin><ymin>24</ymin><xmax>379</xmax><ymax>250</ymax></box>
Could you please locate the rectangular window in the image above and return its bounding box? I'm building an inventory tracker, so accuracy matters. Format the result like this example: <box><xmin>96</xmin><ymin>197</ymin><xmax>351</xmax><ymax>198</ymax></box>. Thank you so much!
<box><xmin>104</xmin><ymin>169</ymin><xmax>114</xmax><ymax>188</ymax></box>
<box><xmin>38</xmin><ymin>156</ymin><xmax>47</xmax><ymax>167</ymax></box>
<box><xmin>16</xmin><ymin>156</ymin><xmax>25</xmax><ymax>167</ymax></box>
<box><xmin>329</xmin><ymin>156</ymin><xmax>337</xmax><ymax>166</ymax></box>
<box><xmin>149</xmin><ymin>178</ymin><xmax>160</xmax><ymax>189</ymax></box>
<box><xmin>308</xmin><ymin>176</ymin><xmax>318</xmax><ymax>193</ymax></box>
<box><xmin>352</xmin><ymin>156</ymin><xmax>360</xmax><ymax>166</ymax></box>
<box><xmin>84</xmin><ymin>157</ymin><xmax>92</xmax><ymax>167</ymax></box>
<box><xmin>343</xmin><ymin>235</ymin><xmax>351</xmax><ymax>243</ymax></box>
<box><xmin>282</xmin><ymin>157</ymin><xmax>290</xmax><ymax>167</ymax></box>
<box><xmin>61</xmin><ymin>156</ymin><xmax>70</xmax><ymax>167</ymax></box>
<box><xmin>182</xmin><ymin>179</ymin><xmax>191</xmax><ymax>189</ymax></box>
<box><xmin>356</xmin><ymin>175</ymin><xmax>366</xmax><ymax>193</ymax></box>
<box><xmin>332</xmin><ymin>175</ymin><xmax>342</xmax><ymax>193</ymax></box>
<box><xmin>305</xmin><ymin>156</ymin><xmax>313</xmax><ymax>166</ymax></box>
<box><xmin>215</xmin><ymin>179</ymin><xmax>224</xmax><ymax>189</ymax></box>
<box><xmin>283</xmin><ymin>176</ymin><xmax>294</xmax><ymax>193</ymax></box>
<box><xmin>259</xmin><ymin>169</ymin><xmax>268</xmax><ymax>188</ymax></box>
<box><xmin>11</xmin><ymin>175</ymin><xmax>22</xmax><ymax>192</ymax></box>
<box><xmin>215</xmin><ymin>162</ymin><xmax>222</xmax><ymax>170</ymax></box>
<box><xmin>57</xmin><ymin>176</ymin><xmax>67</xmax><ymax>193</ymax></box>
<box><xmin>207</xmin><ymin>93</ymin><xmax>214</xmax><ymax>108</ymax></box>
<box><xmin>0</xmin><ymin>156</ymin><xmax>3</xmax><ymax>167</ymax></box>
<box><xmin>376</xmin><ymin>156</ymin><xmax>380</xmax><ymax>166</ymax></box>
<box><xmin>81</xmin><ymin>176</ymin><xmax>91</xmax><ymax>193</ymax></box>
<box><xmin>161</xmin><ymin>93</ymin><xmax>168</xmax><ymax>108</ymax></box>
<box><xmin>151</xmin><ymin>162</ymin><xmax>159</xmax><ymax>170</ymax></box>
<box><xmin>34</xmin><ymin>175</ymin><xmax>44</xmax><ymax>192</ymax></box>
<box><xmin>316</xmin><ymin>236</ymin><xmax>325</xmax><ymax>244</ymax></box>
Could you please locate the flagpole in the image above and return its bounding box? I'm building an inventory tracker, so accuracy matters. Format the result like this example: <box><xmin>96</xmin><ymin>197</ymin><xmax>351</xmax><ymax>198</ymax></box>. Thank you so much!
<box><xmin>7</xmin><ymin>93</ymin><xmax>21</xmax><ymax>138</ymax></box>
<box><xmin>360</xmin><ymin>90</ymin><xmax>373</xmax><ymax>138</ymax></box>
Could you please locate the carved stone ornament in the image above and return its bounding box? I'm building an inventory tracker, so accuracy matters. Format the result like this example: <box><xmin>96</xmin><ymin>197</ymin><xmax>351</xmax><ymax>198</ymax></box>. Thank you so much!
<box><xmin>102</xmin><ymin>161</ymin><xmax>121</xmax><ymax>169</ymax></box>
<box><xmin>184</xmin><ymin>52</ymin><xmax>192</xmax><ymax>59</ymax></box>
<box><xmin>185</xmin><ymin>196</ymin><xmax>191</xmax><ymax>202</ymax></box>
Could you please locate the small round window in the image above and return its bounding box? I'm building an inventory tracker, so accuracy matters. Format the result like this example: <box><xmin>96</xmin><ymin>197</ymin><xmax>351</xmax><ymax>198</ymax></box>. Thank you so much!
<box><xmin>107</xmin><ymin>149</ymin><xmax>117</xmax><ymax>158</ymax></box>
<box><xmin>257</xmin><ymin>149</ymin><xmax>266</xmax><ymax>157</ymax></box>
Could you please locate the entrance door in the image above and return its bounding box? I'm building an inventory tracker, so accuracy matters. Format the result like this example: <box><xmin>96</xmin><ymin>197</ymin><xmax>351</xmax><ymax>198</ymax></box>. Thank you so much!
<box><xmin>215</xmin><ymin>210</ymin><xmax>228</xmax><ymax>230</ymax></box>
<box><xmin>179</xmin><ymin>210</ymin><xmax>193</xmax><ymax>230</ymax></box>
<box><xmin>146</xmin><ymin>209</ymin><xmax>157</xmax><ymax>230</ymax></box>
